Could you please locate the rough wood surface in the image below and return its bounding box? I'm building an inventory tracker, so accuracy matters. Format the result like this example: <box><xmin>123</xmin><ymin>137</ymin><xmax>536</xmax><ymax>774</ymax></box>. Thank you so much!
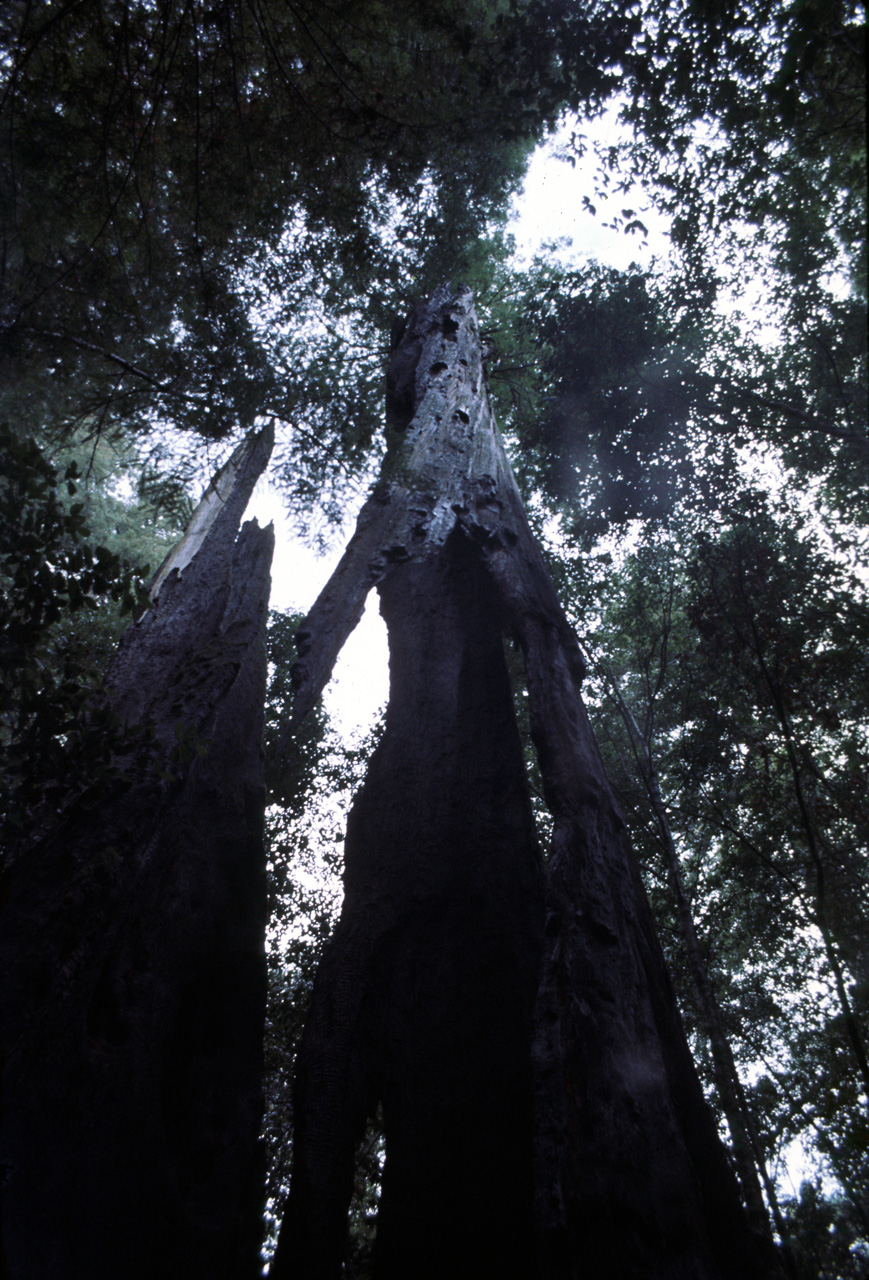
<box><xmin>280</xmin><ymin>289</ymin><xmax>772</xmax><ymax>1278</ymax></box>
<box><xmin>0</xmin><ymin>426</ymin><xmax>274</xmax><ymax>1280</ymax></box>
<box><xmin>274</xmin><ymin>534</ymin><xmax>543</xmax><ymax>1279</ymax></box>
<box><xmin>287</xmin><ymin>283</ymin><xmax>536</xmax><ymax>729</ymax></box>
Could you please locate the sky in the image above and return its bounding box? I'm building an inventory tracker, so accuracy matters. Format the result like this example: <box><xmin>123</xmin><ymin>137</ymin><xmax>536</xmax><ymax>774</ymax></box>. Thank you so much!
<box><xmin>246</xmin><ymin>113</ymin><xmax>670</xmax><ymax>737</ymax></box>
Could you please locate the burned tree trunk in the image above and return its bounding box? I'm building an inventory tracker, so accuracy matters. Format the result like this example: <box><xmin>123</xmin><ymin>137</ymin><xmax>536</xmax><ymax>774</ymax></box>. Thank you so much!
<box><xmin>274</xmin><ymin>287</ymin><xmax>774</xmax><ymax>1278</ymax></box>
<box><xmin>274</xmin><ymin>533</ymin><xmax>543</xmax><ymax>1279</ymax></box>
<box><xmin>0</xmin><ymin>426</ymin><xmax>274</xmax><ymax>1280</ymax></box>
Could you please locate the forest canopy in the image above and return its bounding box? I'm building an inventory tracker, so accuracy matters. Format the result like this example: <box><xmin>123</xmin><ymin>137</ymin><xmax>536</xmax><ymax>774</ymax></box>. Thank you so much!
<box><xmin>1</xmin><ymin>0</ymin><xmax>866</xmax><ymax>1275</ymax></box>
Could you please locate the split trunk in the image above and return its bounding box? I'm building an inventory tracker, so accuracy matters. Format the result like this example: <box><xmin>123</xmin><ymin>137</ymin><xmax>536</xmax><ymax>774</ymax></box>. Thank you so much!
<box><xmin>274</xmin><ymin>287</ymin><xmax>775</xmax><ymax>1278</ymax></box>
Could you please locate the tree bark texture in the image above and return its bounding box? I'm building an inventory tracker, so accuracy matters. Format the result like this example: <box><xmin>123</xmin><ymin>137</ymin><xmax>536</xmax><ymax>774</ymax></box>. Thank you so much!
<box><xmin>0</xmin><ymin>425</ymin><xmax>274</xmax><ymax>1280</ymax></box>
<box><xmin>275</xmin><ymin>287</ymin><xmax>772</xmax><ymax>1279</ymax></box>
<box><xmin>273</xmin><ymin>532</ymin><xmax>543</xmax><ymax>1279</ymax></box>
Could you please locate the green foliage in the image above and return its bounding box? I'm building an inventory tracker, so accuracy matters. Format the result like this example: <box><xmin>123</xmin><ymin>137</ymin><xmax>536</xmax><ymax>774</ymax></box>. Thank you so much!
<box><xmin>0</xmin><ymin>424</ymin><xmax>154</xmax><ymax>845</ymax></box>
<box><xmin>486</xmin><ymin>256</ymin><xmax>867</xmax><ymax>545</ymax></box>
<box><xmin>618</xmin><ymin>0</ymin><xmax>866</xmax><ymax>299</ymax></box>
<box><xmin>682</xmin><ymin>497</ymin><xmax>869</xmax><ymax>1209</ymax></box>
<box><xmin>580</xmin><ymin>501</ymin><xmax>869</xmax><ymax>1265</ymax></box>
<box><xmin>506</xmin><ymin>263</ymin><xmax>727</xmax><ymax>540</ymax></box>
<box><xmin>0</xmin><ymin>0</ymin><xmax>635</xmax><ymax>522</ymax></box>
<box><xmin>526</xmin><ymin>0</ymin><xmax>867</xmax><ymax>537</ymax></box>
<box><xmin>783</xmin><ymin>1182</ymin><xmax>869</xmax><ymax>1280</ymax></box>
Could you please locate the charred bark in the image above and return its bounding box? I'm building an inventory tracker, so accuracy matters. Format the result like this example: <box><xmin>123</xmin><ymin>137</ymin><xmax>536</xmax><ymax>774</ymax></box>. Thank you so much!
<box><xmin>275</xmin><ymin>287</ymin><xmax>774</xmax><ymax>1278</ymax></box>
<box><xmin>0</xmin><ymin>426</ymin><xmax>274</xmax><ymax>1280</ymax></box>
<box><xmin>273</xmin><ymin>530</ymin><xmax>543</xmax><ymax>1279</ymax></box>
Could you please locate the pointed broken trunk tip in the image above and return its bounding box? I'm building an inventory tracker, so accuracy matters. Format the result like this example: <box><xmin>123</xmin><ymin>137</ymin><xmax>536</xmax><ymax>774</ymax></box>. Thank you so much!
<box><xmin>147</xmin><ymin>422</ymin><xmax>274</xmax><ymax>603</ymax></box>
<box><xmin>281</xmin><ymin>284</ymin><xmax>509</xmax><ymax>743</ymax></box>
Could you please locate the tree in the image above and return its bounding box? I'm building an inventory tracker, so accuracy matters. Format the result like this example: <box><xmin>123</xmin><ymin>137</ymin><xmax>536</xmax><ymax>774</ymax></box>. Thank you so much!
<box><xmin>0</xmin><ymin>422</ymin><xmax>200</xmax><ymax>846</ymax></box>
<box><xmin>2</xmin><ymin>0</ymin><xmax>864</xmax><ymax>1271</ymax></box>
<box><xmin>493</xmin><ymin>259</ymin><xmax>867</xmax><ymax>552</ymax></box>
<box><xmin>585</xmin><ymin>537</ymin><xmax>793</xmax><ymax>1260</ymax></box>
<box><xmin>0</xmin><ymin>423</ymin><xmax>158</xmax><ymax>844</ymax></box>
<box><xmin>618</xmin><ymin>0</ymin><xmax>867</xmax><ymax>525</ymax></box>
<box><xmin>682</xmin><ymin>499</ymin><xmax>869</xmax><ymax>1205</ymax></box>
<box><xmin>271</xmin><ymin>284</ymin><xmax>775</xmax><ymax>1278</ymax></box>
<box><xmin>0</xmin><ymin>426</ymin><xmax>274</xmax><ymax>1278</ymax></box>
<box><xmin>619</xmin><ymin>0</ymin><xmax>866</xmax><ymax>297</ymax></box>
<box><xmin>580</xmin><ymin>513</ymin><xmax>868</xmax><ymax>1271</ymax></box>
<box><xmin>0</xmin><ymin>0</ymin><xmax>634</xmax><ymax>508</ymax></box>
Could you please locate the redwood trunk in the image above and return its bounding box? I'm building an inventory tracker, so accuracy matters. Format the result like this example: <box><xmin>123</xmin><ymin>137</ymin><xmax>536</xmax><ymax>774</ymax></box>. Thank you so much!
<box><xmin>0</xmin><ymin>427</ymin><xmax>274</xmax><ymax>1279</ymax></box>
<box><xmin>275</xmin><ymin>287</ymin><xmax>773</xmax><ymax>1279</ymax></box>
<box><xmin>272</xmin><ymin>531</ymin><xmax>543</xmax><ymax>1278</ymax></box>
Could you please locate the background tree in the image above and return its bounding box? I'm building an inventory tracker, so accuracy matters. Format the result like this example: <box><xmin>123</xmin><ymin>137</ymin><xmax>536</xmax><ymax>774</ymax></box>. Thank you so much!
<box><xmin>490</xmin><ymin>257</ymin><xmax>867</xmax><ymax>551</ymax></box>
<box><xmin>576</xmin><ymin>506</ymin><xmax>868</xmax><ymax>1276</ymax></box>
<box><xmin>684</xmin><ymin>497</ymin><xmax>869</xmax><ymax>1178</ymax></box>
<box><xmin>617</xmin><ymin>0</ymin><xmax>867</xmax><ymax>522</ymax></box>
<box><xmin>0</xmin><ymin>424</ymin><xmax>160</xmax><ymax>846</ymax></box>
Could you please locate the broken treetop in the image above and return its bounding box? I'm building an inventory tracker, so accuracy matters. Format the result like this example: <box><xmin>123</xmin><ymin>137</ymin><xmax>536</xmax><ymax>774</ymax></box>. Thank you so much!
<box><xmin>288</xmin><ymin>283</ymin><xmax>584</xmax><ymax>734</ymax></box>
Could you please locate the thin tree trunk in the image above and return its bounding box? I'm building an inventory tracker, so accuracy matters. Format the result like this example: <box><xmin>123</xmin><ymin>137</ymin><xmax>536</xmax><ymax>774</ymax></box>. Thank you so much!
<box><xmin>0</xmin><ymin>426</ymin><xmax>274</xmax><ymax>1280</ymax></box>
<box><xmin>741</xmin><ymin>579</ymin><xmax>869</xmax><ymax>1093</ymax></box>
<box><xmin>602</xmin><ymin>668</ymin><xmax>794</xmax><ymax>1262</ymax></box>
<box><xmin>276</xmin><ymin>286</ymin><xmax>773</xmax><ymax>1279</ymax></box>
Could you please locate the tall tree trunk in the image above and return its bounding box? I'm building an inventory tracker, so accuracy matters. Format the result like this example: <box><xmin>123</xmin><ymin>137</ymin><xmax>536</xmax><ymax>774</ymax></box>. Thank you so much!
<box><xmin>743</xmin><ymin>605</ymin><xmax>869</xmax><ymax>1094</ymax></box>
<box><xmin>0</xmin><ymin>426</ymin><xmax>274</xmax><ymax>1280</ymax></box>
<box><xmin>273</xmin><ymin>532</ymin><xmax>543</xmax><ymax>1279</ymax></box>
<box><xmin>275</xmin><ymin>286</ymin><xmax>774</xmax><ymax>1278</ymax></box>
<box><xmin>602</xmin><ymin>667</ymin><xmax>792</xmax><ymax>1261</ymax></box>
